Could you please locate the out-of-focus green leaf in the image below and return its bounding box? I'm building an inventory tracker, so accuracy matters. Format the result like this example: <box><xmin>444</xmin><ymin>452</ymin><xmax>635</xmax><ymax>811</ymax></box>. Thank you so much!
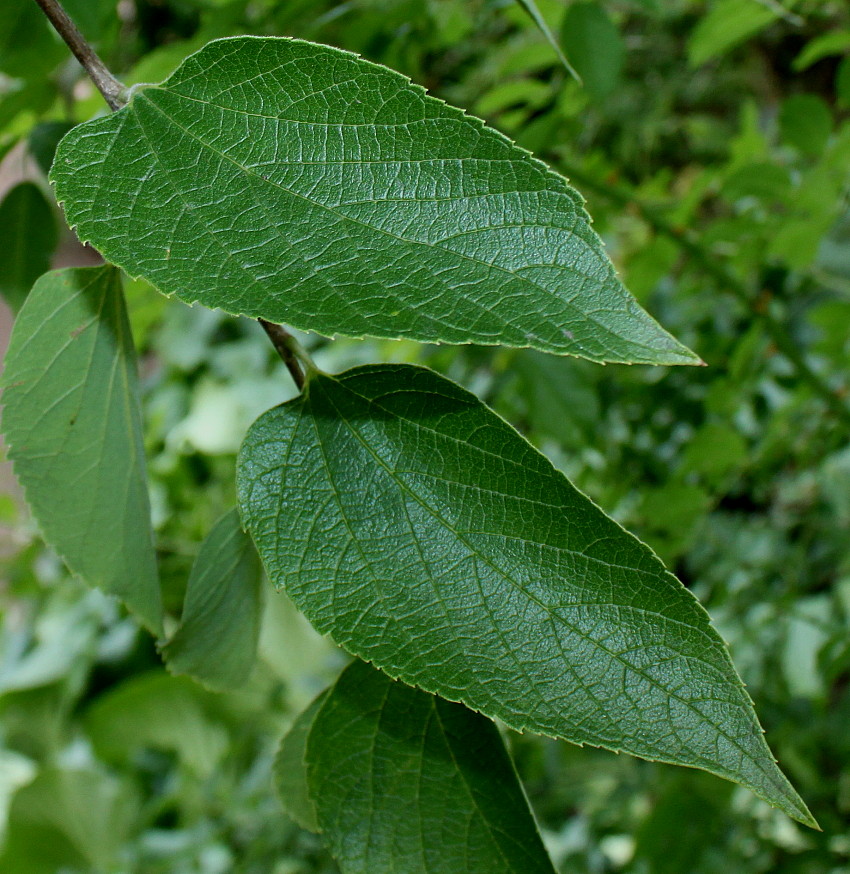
<box><xmin>274</xmin><ymin>690</ymin><xmax>329</xmax><ymax>833</ymax></box>
<box><xmin>0</xmin><ymin>1</ymin><xmax>64</xmax><ymax>78</ymax></box>
<box><xmin>0</xmin><ymin>767</ymin><xmax>139</xmax><ymax>874</ymax></box>
<box><xmin>237</xmin><ymin>363</ymin><xmax>815</xmax><ymax>826</ymax></box>
<box><xmin>561</xmin><ymin>1</ymin><xmax>624</xmax><ymax>99</ymax></box>
<box><xmin>688</xmin><ymin>0</ymin><xmax>781</xmax><ymax>67</ymax></box>
<box><xmin>779</xmin><ymin>94</ymin><xmax>832</xmax><ymax>156</ymax></box>
<box><xmin>0</xmin><ymin>182</ymin><xmax>57</xmax><ymax>312</ymax></box>
<box><xmin>513</xmin><ymin>0</ymin><xmax>581</xmax><ymax>81</ymax></box>
<box><xmin>305</xmin><ymin>660</ymin><xmax>557</xmax><ymax>873</ymax></box>
<box><xmin>162</xmin><ymin>508</ymin><xmax>263</xmax><ymax>692</ymax></box>
<box><xmin>27</xmin><ymin>121</ymin><xmax>75</xmax><ymax>175</ymax></box>
<box><xmin>52</xmin><ymin>36</ymin><xmax>697</xmax><ymax>365</ymax></box>
<box><xmin>838</xmin><ymin>57</ymin><xmax>850</xmax><ymax>106</ymax></box>
<box><xmin>85</xmin><ymin>672</ymin><xmax>228</xmax><ymax>776</ymax></box>
<box><xmin>2</xmin><ymin>267</ymin><xmax>163</xmax><ymax>634</ymax></box>
<box><xmin>793</xmin><ymin>30</ymin><xmax>850</xmax><ymax>70</ymax></box>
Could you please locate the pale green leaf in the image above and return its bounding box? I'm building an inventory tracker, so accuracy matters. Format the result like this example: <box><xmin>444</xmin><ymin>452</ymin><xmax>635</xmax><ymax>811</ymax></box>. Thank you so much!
<box><xmin>2</xmin><ymin>266</ymin><xmax>163</xmax><ymax>635</ymax></box>
<box><xmin>689</xmin><ymin>0</ymin><xmax>782</xmax><ymax>66</ymax></box>
<box><xmin>51</xmin><ymin>36</ymin><xmax>697</xmax><ymax>366</ymax></box>
<box><xmin>0</xmin><ymin>182</ymin><xmax>57</xmax><ymax>312</ymax></box>
<box><xmin>237</xmin><ymin>364</ymin><xmax>815</xmax><ymax>827</ymax></box>
<box><xmin>305</xmin><ymin>660</ymin><xmax>556</xmax><ymax>874</ymax></box>
<box><xmin>162</xmin><ymin>508</ymin><xmax>264</xmax><ymax>692</ymax></box>
<box><xmin>274</xmin><ymin>690</ymin><xmax>328</xmax><ymax>833</ymax></box>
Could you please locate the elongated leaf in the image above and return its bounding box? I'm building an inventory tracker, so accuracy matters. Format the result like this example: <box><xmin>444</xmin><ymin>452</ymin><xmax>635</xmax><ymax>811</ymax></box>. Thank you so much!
<box><xmin>0</xmin><ymin>182</ymin><xmax>57</xmax><ymax>312</ymax></box>
<box><xmin>514</xmin><ymin>0</ymin><xmax>581</xmax><ymax>82</ymax></box>
<box><xmin>52</xmin><ymin>36</ymin><xmax>696</xmax><ymax>366</ymax></box>
<box><xmin>561</xmin><ymin>2</ymin><xmax>625</xmax><ymax>100</ymax></box>
<box><xmin>305</xmin><ymin>660</ymin><xmax>556</xmax><ymax>874</ymax></box>
<box><xmin>161</xmin><ymin>508</ymin><xmax>263</xmax><ymax>691</ymax></box>
<box><xmin>237</xmin><ymin>364</ymin><xmax>815</xmax><ymax>827</ymax></box>
<box><xmin>2</xmin><ymin>267</ymin><xmax>163</xmax><ymax>635</ymax></box>
<box><xmin>274</xmin><ymin>689</ymin><xmax>328</xmax><ymax>833</ymax></box>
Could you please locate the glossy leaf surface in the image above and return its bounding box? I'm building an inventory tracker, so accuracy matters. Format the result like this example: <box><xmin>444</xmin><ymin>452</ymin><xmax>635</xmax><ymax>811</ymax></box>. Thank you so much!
<box><xmin>52</xmin><ymin>36</ymin><xmax>696</xmax><ymax>365</ymax></box>
<box><xmin>161</xmin><ymin>509</ymin><xmax>263</xmax><ymax>691</ymax></box>
<box><xmin>304</xmin><ymin>660</ymin><xmax>556</xmax><ymax>874</ymax></box>
<box><xmin>2</xmin><ymin>267</ymin><xmax>162</xmax><ymax>634</ymax></box>
<box><xmin>237</xmin><ymin>364</ymin><xmax>813</xmax><ymax>826</ymax></box>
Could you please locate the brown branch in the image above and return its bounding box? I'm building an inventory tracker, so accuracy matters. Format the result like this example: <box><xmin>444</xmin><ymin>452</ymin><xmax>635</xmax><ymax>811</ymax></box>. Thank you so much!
<box><xmin>259</xmin><ymin>320</ymin><xmax>307</xmax><ymax>391</ymax></box>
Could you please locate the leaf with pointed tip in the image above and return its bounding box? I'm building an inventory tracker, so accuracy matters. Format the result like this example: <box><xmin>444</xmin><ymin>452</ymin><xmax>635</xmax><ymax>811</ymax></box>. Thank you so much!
<box><xmin>304</xmin><ymin>660</ymin><xmax>557</xmax><ymax>874</ymax></box>
<box><xmin>2</xmin><ymin>266</ymin><xmax>163</xmax><ymax>635</ymax></box>
<box><xmin>237</xmin><ymin>363</ymin><xmax>815</xmax><ymax>827</ymax></box>
<box><xmin>513</xmin><ymin>0</ymin><xmax>581</xmax><ymax>82</ymax></box>
<box><xmin>0</xmin><ymin>182</ymin><xmax>57</xmax><ymax>312</ymax></box>
<box><xmin>161</xmin><ymin>508</ymin><xmax>263</xmax><ymax>692</ymax></box>
<box><xmin>51</xmin><ymin>36</ymin><xmax>697</xmax><ymax>365</ymax></box>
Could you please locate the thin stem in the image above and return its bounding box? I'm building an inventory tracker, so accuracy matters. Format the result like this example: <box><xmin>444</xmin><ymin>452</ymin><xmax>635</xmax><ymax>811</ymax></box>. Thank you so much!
<box><xmin>33</xmin><ymin>0</ymin><xmax>126</xmax><ymax>110</ymax></box>
<box><xmin>562</xmin><ymin>161</ymin><xmax>850</xmax><ymax>429</ymax></box>
<box><xmin>260</xmin><ymin>320</ymin><xmax>317</xmax><ymax>391</ymax></box>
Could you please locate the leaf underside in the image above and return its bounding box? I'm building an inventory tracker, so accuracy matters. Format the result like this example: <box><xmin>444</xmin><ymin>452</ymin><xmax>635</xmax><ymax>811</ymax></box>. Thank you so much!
<box><xmin>295</xmin><ymin>660</ymin><xmax>557</xmax><ymax>873</ymax></box>
<box><xmin>237</xmin><ymin>363</ymin><xmax>814</xmax><ymax>827</ymax></box>
<box><xmin>161</xmin><ymin>508</ymin><xmax>263</xmax><ymax>691</ymax></box>
<box><xmin>51</xmin><ymin>36</ymin><xmax>697</xmax><ymax>365</ymax></box>
<box><xmin>2</xmin><ymin>266</ymin><xmax>162</xmax><ymax>635</ymax></box>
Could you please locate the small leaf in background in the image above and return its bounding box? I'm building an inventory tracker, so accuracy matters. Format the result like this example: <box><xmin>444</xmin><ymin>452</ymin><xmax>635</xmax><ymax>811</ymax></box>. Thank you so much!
<box><xmin>837</xmin><ymin>56</ymin><xmax>850</xmax><ymax>106</ymax></box>
<box><xmin>688</xmin><ymin>0</ymin><xmax>785</xmax><ymax>67</ymax></box>
<box><xmin>27</xmin><ymin>121</ymin><xmax>75</xmax><ymax>175</ymax></box>
<box><xmin>779</xmin><ymin>94</ymin><xmax>832</xmax><ymax>156</ymax></box>
<box><xmin>237</xmin><ymin>363</ymin><xmax>815</xmax><ymax>826</ymax></box>
<box><xmin>52</xmin><ymin>36</ymin><xmax>697</xmax><ymax>365</ymax></box>
<box><xmin>274</xmin><ymin>689</ymin><xmax>329</xmax><ymax>833</ymax></box>
<box><xmin>793</xmin><ymin>30</ymin><xmax>850</xmax><ymax>70</ymax></box>
<box><xmin>560</xmin><ymin>1</ymin><xmax>624</xmax><ymax>100</ymax></box>
<box><xmin>0</xmin><ymin>182</ymin><xmax>57</xmax><ymax>312</ymax></box>
<box><xmin>162</xmin><ymin>508</ymin><xmax>264</xmax><ymax>692</ymax></box>
<box><xmin>2</xmin><ymin>266</ymin><xmax>163</xmax><ymax>635</ymax></box>
<box><xmin>304</xmin><ymin>661</ymin><xmax>557</xmax><ymax>874</ymax></box>
<box><xmin>513</xmin><ymin>0</ymin><xmax>581</xmax><ymax>82</ymax></box>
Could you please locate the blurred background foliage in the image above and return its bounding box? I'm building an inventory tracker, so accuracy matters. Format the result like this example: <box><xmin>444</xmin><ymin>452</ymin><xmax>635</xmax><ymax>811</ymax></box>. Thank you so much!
<box><xmin>1</xmin><ymin>0</ymin><xmax>849</xmax><ymax>871</ymax></box>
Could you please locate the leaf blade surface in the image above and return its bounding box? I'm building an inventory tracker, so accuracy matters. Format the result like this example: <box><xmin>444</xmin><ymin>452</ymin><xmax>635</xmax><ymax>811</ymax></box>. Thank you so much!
<box><xmin>52</xmin><ymin>36</ymin><xmax>696</xmax><ymax>365</ymax></box>
<box><xmin>2</xmin><ymin>266</ymin><xmax>162</xmax><ymax>635</ymax></box>
<box><xmin>305</xmin><ymin>660</ymin><xmax>557</xmax><ymax>874</ymax></box>
<box><xmin>237</xmin><ymin>363</ymin><xmax>813</xmax><ymax>826</ymax></box>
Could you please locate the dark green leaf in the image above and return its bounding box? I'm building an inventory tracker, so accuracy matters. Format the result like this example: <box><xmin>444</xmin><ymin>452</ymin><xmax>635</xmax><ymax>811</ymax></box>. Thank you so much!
<box><xmin>28</xmin><ymin>122</ymin><xmax>76</xmax><ymax>176</ymax></box>
<box><xmin>0</xmin><ymin>182</ymin><xmax>57</xmax><ymax>312</ymax></box>
<box><xmin>2</xmin><ymin>266</ymin><xmax>163</xmax><ymax>635</ymax></box>
<box><xmin>779</xmin><ymin>94</ymin><xmax>832</xmax><ymax>156</ymax></box>
<box><xmin>52</xmin><ymin>36</ymin><xmax>697</xmax><ymax>365</ymax></box>
<box><xmin>236</xmin><ymin>363</ymin><xmax>814</xmax><ymax>826</ymax></box>
<box><xmin>305</xmin><ymin>660</ymin><xmax>556</xmax><ymax>874</ymax></box>
<box><xmin>560</xmin><ymin>2</ymin><xmax>624</xmax><ymax>99</ymax></box>
<box><xmin>161</xmin><ymin>508</ymin><xmax>264</xmax><ymax>692</ymax></box>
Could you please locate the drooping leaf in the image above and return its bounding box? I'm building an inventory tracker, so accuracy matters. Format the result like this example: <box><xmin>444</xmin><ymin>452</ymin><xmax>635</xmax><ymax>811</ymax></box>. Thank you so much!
<box><xmin>237</xmin><ymin>363</ymin><xmax>815</xmax><ymax>827</ymax></box>
<box><xmin>51</xmin><ymin>36</ymin><xmax>697</xmax><ymax>366</ymax></box>
<box><xmin>0</xmin><ymin>182</ymin><xmax>57</xmax><ymax>312</ymax></box>
<box><xmin>304</xmin><ymin>660</ymin><xmax>557</xmax><ymax>874</ymax></box>
<box><xmin>161</xmin><ymin>508</ymin><xmax>264</xmax><ymax>692</ymax></box>
<box><xmin>274</xmin><ymin>689</ymin><xmax>329</xmax><ymax>833</ymax></box>
<box><xmin>560</xmin><ymin>2</ymin><xmax>625</xmax><ymax>99</ymax></box>
<box><xmin>513</xmin><ymin>0</ymin><xmax>581</xmax><ymax>82</ymax></box>
<box><xmin>2</xmin><ymin>266</ymin><xmax>163</xmax><ymax>635</ymax></box>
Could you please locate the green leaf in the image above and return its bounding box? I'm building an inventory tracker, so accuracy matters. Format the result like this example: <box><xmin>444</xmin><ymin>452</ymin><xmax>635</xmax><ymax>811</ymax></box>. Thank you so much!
<box><xmin>52</xmin><ymin>36</ymin><xmax>697</xmax><ymax>366</ymax></box>
<box><xmin>779</xmin><ymin>94</ymin><xmax>832</xmax><ymax>156</ymax></box>
<box><xmin>305</xmin><ymin>660</ymin><xmax>557</xmax><ymax>874</ymax></box>
<box><xmin>513</xmin><ymin>0</ymin><xmax>582</xmax><ymax>82</ymax></box>
<box><xmin>161</xmin><ymin>508</ymin><xmax>264</xmax><ymax>692</ymax></box>
<box><xmin>2</xmin><ymin>266</ymin><xmax>163</xmax><ymax>635</ymax></box>
<box><xmin>28</xmin><ymin>121</ymin><xmax>75</xmax><ymax>176</ymax></box>
<box><xmin>688</xmin><ymin>0</ymin><xmax>783</xmax><ymax>67</ymax></box>
<box><xmin>0</xmin><ymin>182</ymin><xmax>57</xmax><ymax>312</ymax></box>
<box><xmin>274</xmin><ymin>689</ymin><xmax>329</xmax><ymax>833</ymax></box>
<box><xmin>793</xmin><ymin>30</ymin><xmax>850</xmax><ymax>71</ymax></box>
<box><xmin>237</xmin><ymin>363</ymin><xmax>815</xmax><ymax>827</ymax></box>
<box><xmin>560</xmin><ymin>2</ymin><xmax>625</xmax><ymax>100</ymax></box>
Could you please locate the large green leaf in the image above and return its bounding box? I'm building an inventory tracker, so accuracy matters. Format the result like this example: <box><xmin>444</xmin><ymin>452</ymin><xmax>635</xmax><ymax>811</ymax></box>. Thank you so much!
<box><xmin>161</xmin><ymin>508</ymin><xmax>264</xmax><ymax>692</ymax></box>
<box><xmin>2</xmin><ymin>267</ymin><xmax>162</xmax><ymax>635</ymax></box>
<box><xmin>237</xmin><ymin>363</ymin><xmax>814</xmax><ymax>826</ymax></box>
<box><xmin>0</xmin><ymin>182</ymin><xmax>57</xmax><ymax>312</ymax></box>
<box><xmin>51</xmin><ymin>36</ymin><xmax>696</xmax><ymax>365</ymax></box>
<box><xmin>303</xmin><ymin>661</ymin><xmax>556</xmax><ymax>873</ymax></box>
